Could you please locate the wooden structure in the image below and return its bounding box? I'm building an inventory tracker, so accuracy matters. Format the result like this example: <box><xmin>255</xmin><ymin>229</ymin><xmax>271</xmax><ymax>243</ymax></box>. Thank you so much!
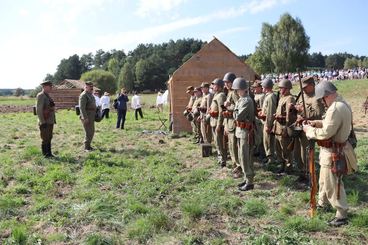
<box><xmin>168</xmin><ymin>37</ymin><xmax>257</xmax><ymax>134</ymax></box>
<box><xmin>49</xmin><ymin>79</ymin><xmax>98</xmax><ymax>109</ymax></box>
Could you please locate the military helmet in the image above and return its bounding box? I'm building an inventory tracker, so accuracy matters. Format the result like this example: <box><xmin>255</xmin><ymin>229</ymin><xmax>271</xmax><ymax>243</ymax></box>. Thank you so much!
<box><xmin>315</xmin><ymin>81</ymin><xmax>337</xmax><ymax>99</ymax></box>
<box><xmin>211</xmin><ymin>78</ymin><xmax>224</xmax><ymax>87</ymax></box>
<box><xmin>223</xmin><ymin>72</ymin><xmax>236</xmax><ymax>83</ymax></box>
<box><xmin>261</xmin><ymin>78</ymin><xmax>273</xmax><ymax>88</ymax></box>
<box><xmin>278</xmin><ymin>79</ymin><xmax>292</xmax><ymax>89</ymax></box>
<box><xmin>232</xmin><ymin>77</ymin><xmax>248</xmax><ymax>90</ymax></box>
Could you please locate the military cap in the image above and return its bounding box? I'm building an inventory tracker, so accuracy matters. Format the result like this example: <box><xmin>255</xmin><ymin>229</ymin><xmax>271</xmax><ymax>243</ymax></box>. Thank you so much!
<box><xmin>315</xmin><ymin>81</ymin><xmax>337</xmax><ymax>99</ymax></box>
<box><xmin>251</xmin><ymin>80</ymin><xmax>262</xmax><ymax>88</ymax></box>
<box><xmin>232</xmin><ymin>77</ymin><xmax>248</xmax><ymax>90</ymax></box>
<box><xmin>211</xmin><ymin>78</ymin><xmax>224</xmax><ymax>87</ymax></box>
<box><xmin>301</xmin><ymin>76</ymin><xmax>315</xmax><ymax>88</ymax></box>
<box><xmin>186</xmin><ymin>86</ymin><xmax>194</xmax><ymax>93</ymax></box>
<box><xmin>278</xmin><ymin>79</ymin><xmax>292</xmax><ymax>89</ymax></box>
<box><xmin>194</xmin><ymin>87</ymin><xmax>202</xmax><ymax>92</ymax></box>
<box><xmin>223</xmin><ymin>72</ymin><xmax>236</xmax><ymax>83</ymax></box>
<box><xmin>200</xmin><ymin>82</ymin><xmax>210</xmax><ymax>88</ymax></box>
<box><xmin>261</xmin><ymin>78</ymin><xmax>273</xmax><ymax>88</ymax></box>
<box><xmin>40</xmin><ymin>81</ymin><xmax>53</xmax><ymax>86</ymax></box>
<box><xmin>85</xmin><ymin>81</ymin><xmax>94</xmax><ymax>86</ymax></box>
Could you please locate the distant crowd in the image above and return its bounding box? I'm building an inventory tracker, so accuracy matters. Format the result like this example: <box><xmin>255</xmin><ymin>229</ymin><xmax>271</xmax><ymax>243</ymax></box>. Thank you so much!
<box><xmin>262</xmin><ymin>68</ymin><xmax>368</xmax><ymax>84</ymax></box>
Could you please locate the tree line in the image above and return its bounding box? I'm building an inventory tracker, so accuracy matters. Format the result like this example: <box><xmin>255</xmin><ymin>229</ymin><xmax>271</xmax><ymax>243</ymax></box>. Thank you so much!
<box><xmin>40</xmin><ymin>13</ymin><xmax>367</xmax><ymax>96</ymax></box>
<box><xmin>44</xmin><ymin>39</ymin><xmax>206</xmax><ymax>94</ymax></box>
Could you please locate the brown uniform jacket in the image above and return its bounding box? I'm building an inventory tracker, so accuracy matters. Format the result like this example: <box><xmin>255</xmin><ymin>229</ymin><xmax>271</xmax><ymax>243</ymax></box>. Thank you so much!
<box><xmin>210</xmin><ymin>91</ymin><xmax>226</xmax><ymax>127</ymax></box>
<box><xmin>296</xmin><ymin>92</ymin><xmax>325</xmax><ymax>120</ymax></box>
<box><xmin>262</xmin><ymin>92</ymin><xmax>277</xmax><ymax>129</ymax></box>
<box><xmin>79</xmin><ymin>91</ymin><xmax>96</xmax><ymax>120</ymax></box>
<box><xmin>36</xmin><ymin>91</ymin><xmax>56</xmax><ymax>125</ymax></box>
<box><xmin>274</xmin><ymin>94</ymin><xmax>296</xmax><ymax>135</ymax></box>
<box><xmin>224</xmin><ymin>90</ymin><xmax>239</xmax><ymax>132</ymax></box>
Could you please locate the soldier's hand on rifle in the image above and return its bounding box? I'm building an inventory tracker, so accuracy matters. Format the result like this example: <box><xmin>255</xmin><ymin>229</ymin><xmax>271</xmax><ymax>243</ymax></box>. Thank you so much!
<box><xmin>295</xmin><ymin>104</ymin><xmax>304</xmax><ymax>112</ymax></box>
<box><xmin>224</xmin><ymin>128</ymin><xmax>228</xmax><ymax>136</ymax></box>
<box><xmin>265</xmin><ymin>126</ymin><xmax>272</xmax><ymax>134</ymax></box>
<box><xmin>296</xmin><ymin>115</ymin><xmax>305</xmax><ymax>124</ymax></box>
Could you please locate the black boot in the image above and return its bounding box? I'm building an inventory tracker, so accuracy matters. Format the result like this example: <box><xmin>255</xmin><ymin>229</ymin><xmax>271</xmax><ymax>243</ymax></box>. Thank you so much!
<box><xmin>41</xmin><ymin>144</ymin><xmax>47</xmax><ymax>157</ymax></box>
<box><xmin>46</xmin><ymin>143</ymin><xmax>55</xmax><ymax>158</ymax></box>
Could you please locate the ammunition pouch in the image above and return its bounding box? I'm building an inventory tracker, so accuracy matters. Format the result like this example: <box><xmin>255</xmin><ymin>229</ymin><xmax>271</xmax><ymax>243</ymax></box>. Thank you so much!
<box><xmin>235</xmin><ymin>121</ymin><xmax>253</xmax><ymax>130</ymax></box>
<box><xmin>209</xmin><ymin>111</ymin><xmax>219</xmax><ymax>118</ymax></box>
<box><xmin>222</xmin><ymin>110</ymin><xmax>233</xmax><ymax>118</ymax></box>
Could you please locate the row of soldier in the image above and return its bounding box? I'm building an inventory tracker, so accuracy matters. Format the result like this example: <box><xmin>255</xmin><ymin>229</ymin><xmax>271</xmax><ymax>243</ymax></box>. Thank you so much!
<box><xmin>183</xmin><ymin>72</ymin><xmax>358</xmax><ymax>226</ymax></box>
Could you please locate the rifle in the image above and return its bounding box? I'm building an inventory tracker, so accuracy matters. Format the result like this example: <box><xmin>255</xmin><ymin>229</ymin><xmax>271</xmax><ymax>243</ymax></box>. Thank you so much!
<box><xmin>296</xmin><ymin>69</ymin><xmax>317</xmax><ymax>217</ymax></box>
<box><xmin>271</xmin><ymin>90</ymin><xmax>280</xmax><ymax>135</ymax></box>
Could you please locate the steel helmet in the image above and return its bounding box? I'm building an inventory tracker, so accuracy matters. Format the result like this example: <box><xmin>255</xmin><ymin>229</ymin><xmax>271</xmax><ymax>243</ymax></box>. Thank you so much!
<box><xmin>223</xmin><ymin>72</ymin><xmax>236</xmax><ymax>83</ymax></box>
<box><xmin>278</xmin><ymin>79</ymin><xmax>292</xmax><ymax>89</ymax></box>
<box><xmin>315</xmin><ymin>81</ymin><xmax>337</xmax><ymax>99</ymax></box>
<box><xmin>211</xmin><ymin>78</ymin><xmax>224</xmax><ymax>87</ymax></box>
<box><xmin>232</xmin><ymin>77</ymin><xmax>248</xmax><ymax>90</ymax></box>
<box><xmin>261</xmin><ymin>78</ymin><xmax>273</xmax><ymax>88</ymax></box>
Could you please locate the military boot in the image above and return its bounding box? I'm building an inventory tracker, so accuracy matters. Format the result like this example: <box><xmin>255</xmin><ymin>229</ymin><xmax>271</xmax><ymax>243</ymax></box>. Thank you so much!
<box><xmin>46</xmin><ymin>143</ymin><xmax>55</xmax><ymax>158</ymax></box>
<box><xmin>41</xmin><ymin>144</ymin><xmax>48</xmax><ymax>157</ymax></box>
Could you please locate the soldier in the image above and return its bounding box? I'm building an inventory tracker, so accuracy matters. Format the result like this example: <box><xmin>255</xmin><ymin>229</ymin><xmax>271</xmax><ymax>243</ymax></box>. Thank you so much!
<box><xmin>79</xmin><ymin>81</ymin><xmax>97</xmax><ymax>152</ymax></box>
<box><xmin>252</xmin><ymin>81</ymin><xmax>266</xmax><ymax>161</ymax></box>
<box><xmin>258</xmin><ymin>78</ymin><xmax>277</xmax><ymax>165</ymax></box>
<box><xmin>209</xmin><ymin>78</ymin><xmax>227</xmax><ymax>167</ymax></box>
<box><xmin>233</xmin><ymin>78</ymin><xmax>256</xmax><ymax>191</ymax></box>
<box><xmin>36</xmin><ymin>81</ymin><xmax>56</xmax><ymax>158</ymax></box>
<box><xmin>223</xmin><ymin>72</ymin><xmax>242</xmax><ymax>178</ymax></box>
<box><xmin>293</xmin><ymin>76</ymin><xmax>325</xmax><ymax>181</ymax></box>
<box><xmin>303</xmin><ymin>81</ymin><xmax>357</xmax><ymax>227</ymax></box>
<box><xmin>192</xmin><ymin>87</ymin><xmax>203</xmax><ymax>144</ymax></box>
<box><xmin>273</xmin><ymin>79</ymin><xmax>296</xmax><ymax>173</ymax></box>
<box><xmin>199</xmin><ymin>82</ymin><xmax>213</xmax><ymax>144</ymax></box>
<box><xmin>183</xmin><ymin>86</ymin><xmax>196</xmax><ymax>141</ymax></box>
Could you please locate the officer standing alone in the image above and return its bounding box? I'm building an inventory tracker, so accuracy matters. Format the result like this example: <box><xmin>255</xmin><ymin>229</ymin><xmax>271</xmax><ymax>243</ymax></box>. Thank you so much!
<box><xmin>79</xmin><ymin>81</ymin><xmax>96</xmax><ymax>152</ymax></box>
<box><xmin>36</xmin><ymin>81</ymin><xmax>56</xmax><ymax>158</ymax></box>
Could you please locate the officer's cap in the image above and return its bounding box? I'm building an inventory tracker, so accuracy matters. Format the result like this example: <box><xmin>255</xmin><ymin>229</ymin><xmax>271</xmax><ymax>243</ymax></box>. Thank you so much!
<box><xmin>315</xmin><ymin>81</ymin><xmax>337</xmax><ymax>99</ymax></box>
<box><xmin>186</xmin><ymin>86</ymin><xmax>194</xmax><ymax>93</ymax></box>
<box><xmin>85</xmin><ymin>81</ymin><xmax>94</xmax><ymax>86</ymax></box>
<box><xmin>200</xmin><ymin>82</ymin><xmax>210</xmax><ymax>88</ymax></box>
<box><xmin>301</xmin><ymin>76</ymin><xmax>315</xmax><ymax>88</ymax></box>
<box><xmin>40</xmin><ymin>81</ymin><xmax>53</xmax><ymax>86</ymax></box>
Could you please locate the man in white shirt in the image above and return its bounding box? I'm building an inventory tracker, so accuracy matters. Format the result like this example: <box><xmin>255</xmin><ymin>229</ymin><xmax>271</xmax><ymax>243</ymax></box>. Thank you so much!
<box><xmin>131</xmin><ymin>91</ymin><xmax>143</xmax><ymax>120</ymax></box>
<box><xmin>156</xmin><ymin>92</ymin><xmax>164</xmax><ymax>112</ymax></box>
<box><xmin>100</xmin><ymin>92</ymin><xmax>110</xmax><ymax>119</ymax></box>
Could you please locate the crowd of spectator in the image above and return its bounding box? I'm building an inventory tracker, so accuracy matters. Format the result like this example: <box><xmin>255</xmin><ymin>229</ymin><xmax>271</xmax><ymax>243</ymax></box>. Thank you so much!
<box><xmin>261</xmin><ymin>68</ymin><xmax>368</xmax><ymax>83</ymax></box>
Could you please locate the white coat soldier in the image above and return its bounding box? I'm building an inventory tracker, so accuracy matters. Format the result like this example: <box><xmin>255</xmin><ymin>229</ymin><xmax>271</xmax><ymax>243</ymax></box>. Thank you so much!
<box><xmin>223</xmin><ymin>72</ymin><xmax>242</xmax><ymax>178</ymax></box>
<box><xmin>209</xmin><ymin>78</ymin><xmax>227</xmax><ymax>167</ymax></box>
<box><xmin>233</xmin><ymin>78</ymin><xmax>256</xmax><ymax>191</ymax></box>
<box><xmin>303</xmin><ymin>81</ymin><xmax>358</xmax><ymax>227</ymax></box>
<box><xmin>36</xmin><ymin>81</ymin><xmax>56</xmax><ymax>158</ymax></box>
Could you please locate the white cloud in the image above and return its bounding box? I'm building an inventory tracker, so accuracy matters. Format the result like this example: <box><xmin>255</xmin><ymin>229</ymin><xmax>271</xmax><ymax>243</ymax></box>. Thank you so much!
<box><xmin>19</xmin><ymin>9</ymin><xmax>29</xmax><ymax>16</ymax></box>
<box><xmin>98</xmin><ymin>0</ymin><xmax>290</xmax><ymax>50</ymax></box>
<box><xmin>135</xmin><ymin>0</ymin><xmax>187</xmax><ymax>17</ymax></box>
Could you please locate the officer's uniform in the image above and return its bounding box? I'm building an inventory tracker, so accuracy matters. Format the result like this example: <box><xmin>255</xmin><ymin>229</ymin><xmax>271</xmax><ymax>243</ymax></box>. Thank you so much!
<box><xmin>304</xmin><ymin>81</ymin><xmax>358</xmax><ymax>226</ymax></box>
<box><xmin>273</xmin><ymin>80</ymin><xmax>296</xmax><ymax>171</ymax></box>
<box><xmin>184</xmin><ymin>86</ymin><xmax>196</xmax><ymax>139</ymax></box>
<box><xmin>36</xmin><ymin>81</ymin><xmax>56</xmax><ymax>157</ymax></box>
<box><xmin>210</xmin><ymin>79</ymin><xmax>227</xmax><ymax>166</ymax></box>
<box><xmin>233</xmin><ymin>78</ymin><xmax>256</xmax><ymax>190</ymax></box>
<box><xmin>79</xmin><ymin>82</ymin><xmax>96</xmax><ymax>151</ymax></box>
<box><xmin>261</xmin><ymin>89</ymin><xmax>277</xmax><ymax>163</ymax></box>
<box><xmin>199</xmin><ymin>83</ymin><xmax>213</xmax><ymax>144</ymax></box>
<box><xmin>294</xmin><ymin>77</ymin><xmax>325</xmax><ymax>178</ymax></box>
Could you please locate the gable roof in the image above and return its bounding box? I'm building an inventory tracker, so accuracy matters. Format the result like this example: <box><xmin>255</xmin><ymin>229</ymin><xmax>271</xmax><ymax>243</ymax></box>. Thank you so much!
<box><xmin>169</xmin><ymin>37</ymin><xmax>257</xmax><ymax>82</ymax></box>
<box><xmin>55</xmin><ymin>79</ymin><xmax>100</xmax><ymax>90</ymax></box>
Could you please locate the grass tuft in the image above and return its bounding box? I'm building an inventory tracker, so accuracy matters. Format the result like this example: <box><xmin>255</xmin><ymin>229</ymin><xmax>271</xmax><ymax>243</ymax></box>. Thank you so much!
<box><xmin>242</xmin><ymin>198</ymin><xmax>267</xmax><ymax>217</ymax></box>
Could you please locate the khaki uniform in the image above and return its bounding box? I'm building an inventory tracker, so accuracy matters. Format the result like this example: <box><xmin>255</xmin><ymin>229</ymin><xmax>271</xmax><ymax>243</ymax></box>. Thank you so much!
<box><xmin>200</xmin><ymin>92</ymin><xmax>213</xmax><ymax>143</ymax></box>
<box><xmin>234</xmin><ymin>95</ymin><xmax>255</xmax><ymax>184</ymax></box>
<box><xmin>261</xmin><ymin>92</ymin><xmax>277</xmax><ymax>160</ymax></box>
<box><xmin>224</xmin><ymin>90</ymin><xmax>240</xmax><ymax>169</ymax></box>
<box><xmin>210</xmin><ymin>91</ymin><xmax>227</xmax><ymax>164</ymax></box>
<box><xmin>305</xmin><ymin>95</ymin><xmax>357</xmax><ymax>219</ymax></box>
<box><xmin>273</xmin><ymin>94</ymin><xmax>296</xmax><ymax>169</ymax></box>
<box><xmin>254</xmin><ymin>93</ymin><xmax>266</xmax><ymax>158</ymax></box>
<box><xmin>294</xmin><ymin>92</ymin><xmax>325</xmax><ymax>175</ymax></box>
<box><xmin>79</xmin><ymin>91</ymin><xmax>96</xmax><ymax>149</ymax></box>
<box><xmin>186</xmin><ymin>95</ymin><xmax>196</xmax><ymax>135</ymax></box>
<box><xmin>36</xmin><ymin>91</ymin><xmax>56</xmax><ymax>155</ymax></box>
<box><xmin>192</xmin><ymin>95</ymin><xmax>203</xmax><ymax>142</ymax></box>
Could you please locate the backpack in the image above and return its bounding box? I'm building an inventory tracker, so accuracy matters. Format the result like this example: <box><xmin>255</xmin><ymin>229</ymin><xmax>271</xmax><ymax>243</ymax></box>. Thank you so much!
<box><xmin>113</xmin><ymin>99</ymin><xmax>118</xmax><ymax>109</ymax></box>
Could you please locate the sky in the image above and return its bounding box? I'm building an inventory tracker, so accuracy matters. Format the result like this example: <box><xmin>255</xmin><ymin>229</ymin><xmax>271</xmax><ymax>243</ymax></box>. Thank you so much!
<box><xmin>0</xmin><ymin>0</ymin><xmax>367</xmax><ymax>89</ymax></box>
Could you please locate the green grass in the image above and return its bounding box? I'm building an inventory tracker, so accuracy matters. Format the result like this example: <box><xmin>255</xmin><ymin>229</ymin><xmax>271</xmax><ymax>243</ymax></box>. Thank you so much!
<box><xmin>0</xmin><ymin>96</ymin><xmax>34</xmax><ymax>106</ymax></box>
<box><xmin>0</xmin><ymin>86</ymin><xmax>367</xmax><ymax>244</ymax></box>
